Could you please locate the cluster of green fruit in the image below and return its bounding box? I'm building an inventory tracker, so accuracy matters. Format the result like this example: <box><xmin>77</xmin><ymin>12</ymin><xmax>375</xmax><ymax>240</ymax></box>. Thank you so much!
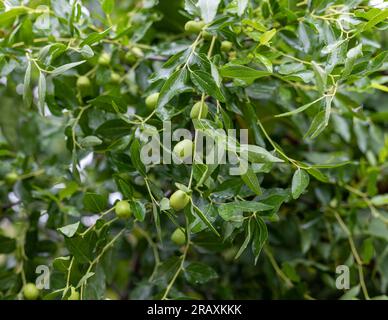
<box><xmin>184</xmin><ymin>19</ymin><xmax>233</xmax><ymax>53</ymax></box>
<box><xmin>22</xmin><ymin>283</ymin><xmax>79</xmax><ymax>300</ymax></box>
<box><xmin>115</xmin><ymin>189</ymin><xmax>189</xmax><ymax>246</ymax></box>
<box><xmin>76</xmin><ymin>45</ymin><xmax>145</xmax><ymax>94</ymax></box>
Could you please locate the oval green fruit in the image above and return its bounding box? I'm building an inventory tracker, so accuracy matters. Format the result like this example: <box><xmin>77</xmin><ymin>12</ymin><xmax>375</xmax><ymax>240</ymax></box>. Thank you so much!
<box><xmin>110</xmin><ymin>72</ymin><xmax>121</xmax><ymax>84</ymax></box>
<box><xmin>98</xmin><ymin>52</ymin><xmax>111</xmax><ymax>66</ymax></box>
<box><xmin>228</xmin><ymin>51</ymin><xmax>237</xmax><ymax>60</ymax></box>
<box><xmin>115</xmin><ymin>200</ymin><xmax>132</xmax><ymax>219</ymax></box>
<box><xmin>76</xmin><ymin>76</ymin><xmax>91</xmax><ymax>90</ymax></box>
<box><xmin>145</xmin><ymin>92</ymin><xmax>159</xmax><ymax>109</ymax></box>
<box><xmin>131</xmin><ymin>47</ymin><xmax>144</xmax><ymax>58</ymax></box>
<box><xmin>171</xmin><ymin>227</ymin><xmax>186</xmax><ymax>245</ymax></box>
<box><xmin>68</xmin><ymin>287</ymin><xmax>80</xmax><ymax>300</ymax></box>
<box><xmin>5</xmin><ymin>172</ymin><xmax>18</xmax><ymax>185</ymax></box>
<box><xmin>221</xmin><ymin>40</ymin><xmax>233</xmax><ymax>52</ymax></box>
<box><xmin>184</xmin><ymin>20</ymin><xmax>205</xmax><ymax>34</ymax></box>
<box><xmin>169</xmin><ymin>190</ymin><xmax>190</xmax><ymax>211</ymax></box>
<box><xmin>190</xmin><ymin>101</ymin><xmax>208</xmax><ymax>119</ymax></box>
<box><xmin>173</xmin><ymin>139</ymin><xmax>193</xmax><ymax>162</ymax></box>
<box><xmin>23</xmin><ymin>283</ymin><xmax>39</xmax><ymax>300</ymax></box>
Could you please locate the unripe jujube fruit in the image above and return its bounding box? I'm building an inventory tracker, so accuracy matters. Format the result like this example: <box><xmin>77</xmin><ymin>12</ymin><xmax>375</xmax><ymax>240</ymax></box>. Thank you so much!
<box><xmin>171</xmin><ymin>227</ymin><xmax>186</xmax><ymax>245</ymax></box>
<box><xmin>76</xmin><ymin>76</ymin><xmax>91</xmax><ymax>90</ymax></box>
<box><xmin>228</xmin><ymin>51</ymin><xmax>237</xmax><ymax>60</ymax></box>
<box><xmin>190</xmin><ymin>101</ymin><xmax>208</xmax><ymax>119</ymax></box>
<box><xmin>5</xmin><ymin>172</ymin><xmax>18</xmax><ymax>185</ymax></box>
<box><xmin>68</xmin><ymin>287</ymin><xmax>80</xmax><ymax>300</ymax></box>
<box><xmin>169</xmin><ymin>190</ymin><xmax>190</xmax><ymax>211</ymax></box>
<box><xmin>115</xmin><ymin>200</ymin><xmax>132</xmax><ymax>219</ymax></box>
<box><xmin>184</xmin><ymin>20</ymin><xmax>205</xmax><ymax>34</ymax></box>
<box><xmin>173</xmin><ymin>139</ymin><xmax>193</xmax><ymax>162</ymax></box>
<box><xmin>98</xmin><ymin>52</ymin><xmax>111</xmax><ymax>66</ymax></box>
<box><xmin>110</xmin><ymin>72</ymin><xmax>121</xmax><ymax>84</ymax></box>
<box><xmin>23</xmin><ymin>283</ymin><xmax>39</xmax><ymax>300</ymax></box>
<box><xmin>221</xmin><ymin>40</ymin><xmax>233</xmax><ymax>52</ymax></box>
<box><xmin>145</xmin><ymin>92</ymin><xmax>159</xmax><ymax>109</ymax></box>
<box><xmin>131</xmin><ymin>47</ymin><xmax>144</xmax><ymax>58</ymax></box>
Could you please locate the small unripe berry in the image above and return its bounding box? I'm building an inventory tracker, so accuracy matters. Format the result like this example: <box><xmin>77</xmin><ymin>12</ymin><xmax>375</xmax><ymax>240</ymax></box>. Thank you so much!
<box><xmin>131</xmin><ymin>46</ymin><xmax>144</xmax><ymax>58</ymax></box>
<box><xmin>115</xmin><ymin>200</ymin><xmax>132</xmax><ymax>219</ymax></box>
<box><xmin>228</xmin><ymin>51</ymin><xmax>237</xmax><ymax>60</ymax></box>
<box><xmin>98</xmin><ymin>52</ymin><xmax>111</xmax><ymax>66</ymax></box>
<box><xmin>5</xmin><ymin>172</ymin><xmax>18</xmax><ymax>185</ymax></box>
<box><xmin>76</xmin><ymin>76</ymin><xmax>91</xmax><ymax>90</ymax></box>
<box><xmin>169</xmin><ymin>190</ymin><xmax>190</xmax><ymax>211</ymax></box>
<box><xmin>23</xmin><ymin>283</ymin><xmax>39</xmax><ymax>300</ymax></box>
<box><xmin>184</xmin><ymin>20</ymin><xmax>205</xmax><ymax>34</ymax></box>
<box><xmin>173</xmin><ymin>139</ymin><xmax>193</xmax><ymax>162</ymax></box>
<box><xmin>221</xmin><ymin>40</ymin><xmax>233</xmax><ymax>52</ymax></box>
<box><xmin>145</xmin><ymin>92</ymin><xmax>159</xmax><ymax>109</ymax></box>
<box><xmin>171</xmin><ymin>227</ymin><xmax>186</xmax><ymax>245</ymax></box>
<box><xmin>110</xmin><ymin>72</ymin><xmax>121</xmax><ymax>84</ymax></box>
<box><xmin>68</xmin><ymin>287</ymin><xmax>80</xmax><ymax>300</ymax></box>
<box><xmin>190</xmin><ymin>101</ymin><xmax>208</xmax><ymax>119</ymax></box>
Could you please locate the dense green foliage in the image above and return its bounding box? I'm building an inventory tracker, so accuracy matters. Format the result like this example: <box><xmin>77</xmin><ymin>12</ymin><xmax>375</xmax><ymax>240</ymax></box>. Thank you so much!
<box><xmin>0</xmin><ymin>0</ymin><xmax>388</xmax><ymax>300</ymax></box>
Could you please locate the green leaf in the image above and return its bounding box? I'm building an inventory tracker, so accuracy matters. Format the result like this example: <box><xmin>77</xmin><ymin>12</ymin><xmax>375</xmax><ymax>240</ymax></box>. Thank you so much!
<box><xmin>359</xmin><ymin>9</ymin><xmax>388</xmax><ymax>32</ymax></box>
<box><xmin>304</xmin><ymin>110</ymin><xmax>327</xmax><ymax>139</ymax></box>
<box><xmin>95</xmin><ymin>119</ymin><xmax>132</xmax><ymax>138</ymax></box>
<box><xmin>0</xmin><ymin>7</ymin><xmax>29</xmax><ymax>24</ymax></box>
<box><xmin>197</xmin><ymin>0</ymin><xmax>221</xmax><ymax>23</ymax></box>
<box><xmin>80</xmin><ymin>135</ymin><xmax>103</xmax><ymax>148</ymax></box>
<box><xmin>80</xmin><ymin>27</ymin><xmax>111</xmax><ymax>46</ymax></box>
<box><xmin>102</xmin><ymin>0</ymin><xmax>114</xmax><ymax>14</ymax></box>
<box><xmin>83</xmin><ymin>193</ymin><xmax>108</xmax><ymax>213</ymax></box>
<box><xmin>275</xmin><ymin>96</ymin><xmax>324</xmax><ymax>118</ymax></box>
<box><xmin>157</xmin><ymin>68</ymin><xmax>191</xmax><ymax>112</ymax></box>
<box><xmin>51</xmin><ymin>61</ymin><xmax>86</xmax><ymax>76</ymax></box>
<box><xmin>58</xmin><ymin>222</ymin><xmax>80</xmax><ymax>238</ymax></box>
<box><xmin>0</xmin><ymin>235</ymin><xmax>16</xmax><ymax>254</ymax></box>
<box><xmin>244</xmin><ymin>145</ymin><xmax>284</xmax><ymax>163</ymax></box>
<box><xmin>219</xmin><ymin>201</ymin><xmax>273</xmax><ymax>222</ymax></box>
<box><xmin>371</xmin><ymin>194</ymin><xmax>388</xmax><ymax>206</ymax></box>
<box><xmin>23</xmin><ymin>60</ymin><xmax>32</xmax><ymax>108</ymax></box>
<box><xmin>311</xmin><ymin>61</ymin><xmax>327</xmax><ymax>94</ymax></box>
<box><xmin>130</xmin><ymin>139</ymin><xmax>147</xmax><ymax>177</ymax></box>
<box><xmin>132</xmin><ymin>201</ymin><xmax>146</xmax><ymax>221</ymax></box>
<box><xmin>291</xmin><ymin>169</ymin><xmax>310</xmax><ymax>199</ymax></box>
<box><xmin>259</xmin><ymin>29</ymin><xmax>276</xmax><ymax>46</ymax></box>
<box><xmin>343</xmin><ymin>44</ymin><xmax>362</xmax><ymax>78</ymax></box>
<box><xmin>242</xmin><ymin>166</ymin><xmax>262</xmax><ymax>195</ymax></box>
<box><xmin>184</xmin><ymin>262</ymin><xmax>218</xmax><ymax>284</ymax></box>
<box><xmin>53</xmin><ymin>256</ymin><xmax>71</xmax><ymax>272</ymax></box>
<box><xmin>65</xmin><ymin>232</ymin><xmax>97</xmax><ymax>263</ymax></box>
<box><xmin>252</xmin><ymin>216</ymin><xmax>268</xmax><ymax>263</ymax></box>
<box><xmin>38</xmin><ymin>72</ymin><xmax>46</xmax><ymax>114</ymax></box>
<box><xmin>237</xmin><ymin>0</ymin><xmax>249</xmax><ymax>16</ymax></box>
<box><xmin>298</xmin><ymin>22</ymin><xmax>310</xmax><ymax>53</ymax></box>
<box><xmin>235</xmin><ymin>219</ymin><xmax>253</xmax><ymax>259</ymax></box>
<box><xmin>219</xmin><ymin>65</ymin><xmax>271</xmax><ymax>82</ymax></box>
<box><xmin>361</xmin><ymin>238</ymin><xmax>374</xmax><ymax>264</ymax></box>
<box><xmin>306</xmin><ymin>167</ymin><xmax>329</xmax><ymax>183</ymax></box>
<box><xmin>192</xmin><ymin>204</ymin><xmax>220</xmax><ymax>236</ymax></box>
<box><xmin>190</xmin><ymin>70</ymin><xmax>225</xmax><ymax>102</ymax></box>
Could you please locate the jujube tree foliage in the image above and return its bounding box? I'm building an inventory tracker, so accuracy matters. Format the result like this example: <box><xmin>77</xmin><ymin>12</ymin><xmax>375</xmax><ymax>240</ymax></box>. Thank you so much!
<box><xmin>0</xmin><ymin>0</ymin><xmax>388</xmax><ymax>300</ymax></box>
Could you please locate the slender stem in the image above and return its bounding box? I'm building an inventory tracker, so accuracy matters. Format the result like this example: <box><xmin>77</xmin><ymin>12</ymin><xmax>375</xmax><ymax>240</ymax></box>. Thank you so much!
<box><xmin>333</xmin><ymin>210</ymin><xmax>370</xmax><ymax>300</ymax></box>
